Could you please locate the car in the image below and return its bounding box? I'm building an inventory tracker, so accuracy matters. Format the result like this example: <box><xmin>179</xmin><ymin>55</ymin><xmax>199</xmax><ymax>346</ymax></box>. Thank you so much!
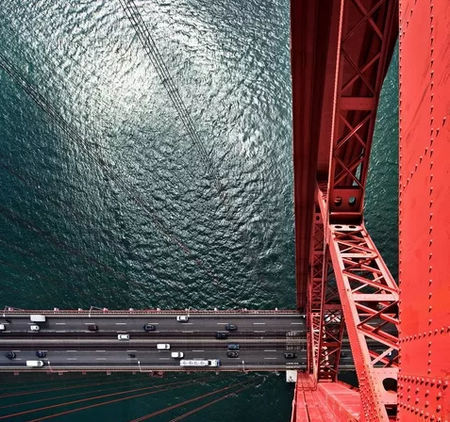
<box><xmin>227</xmin><ymin>351</ymin><xmax>239</xmax><ymax>358</ymax></box>
<box><xmin>216</xmin><ymin>332</ymin><xmax>228</xmax><ymax>339</ymax></box>
<box><xmin>176</xmin><ymin>315</ymin><xmax>189</xmax><ymax>322</ymax></box>
<box><xmin>5</xmin><ymin>351</ymin><xmax>16</xmax><ymax>360</ymax></box>
<box><xmin>87</xmin><ymin>324</ymin><xmax>98</xmax><ymax>332</ymax></box>
<box><xmin>227</xmin><ymin>343</ymin><xmax>240</xmax><ymax>350</ymax></box>
<box><xmin>26</xmin><ymin>360</ymin><xmax>44</xmax><ymax>367</ymax></box>
<box><xmin>225</xmin><ymin>323</ymin><xmax>237</xmax><ymax>331</ymax></box>
<box><xmin>284</xmin><ymin>352</ymin><xmax>297</xmax><ymax>359</ymax></box>
<box><xmin>143</xmin><ymin>323</ymin><xmax>156</xmax><ymax>332</ymax></box>
<box><xmin>30</xmin><ymin>325</ymin><xmax>40</xmax><ymax>332</ymax></box>
<box><xmin>171</xmin><ymin>352</ymin><xmax>184</xmax><ymax>359</ymax></box>
<box><xmin>128</xmin><ymin>353</ymin><xmax>136</xmax><ymax>358</ymax></box>
<box><xmin>0</xmin><ymin>324</ymin><xmax>5</xmax><ymax>331</ymax></box>
<box><xmin>118</xmin><ymin>334</ymin><xmax>130</xmax><ymax>341</ymax></box>
<box><xmin>36</xmin><ymin>351</ymin><xmax>47</xmax><ymax>358</ymax></box>
<box><xmin>157</xmin><ymin>343</ymin><xmax>170</xmax><ymax>350</ymax></box>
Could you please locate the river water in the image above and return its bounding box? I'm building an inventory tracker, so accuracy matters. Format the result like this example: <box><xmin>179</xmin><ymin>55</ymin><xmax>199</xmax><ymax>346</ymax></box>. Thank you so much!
<box><xmin>0</xmin><ymin>1</ymin><xmax>397</xmax><ymax>420</ymax></box>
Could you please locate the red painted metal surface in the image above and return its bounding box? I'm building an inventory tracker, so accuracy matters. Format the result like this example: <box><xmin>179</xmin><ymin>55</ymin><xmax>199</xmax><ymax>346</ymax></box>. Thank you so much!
<box><xmin>291</xmin><ymin>373</ymin><xmax>360</xmax><ymax>421</ymax></box>
<box><xmin>397</xmin><ymin>0</ymin><xmax>450</xmax><ymax>420</ymax></box>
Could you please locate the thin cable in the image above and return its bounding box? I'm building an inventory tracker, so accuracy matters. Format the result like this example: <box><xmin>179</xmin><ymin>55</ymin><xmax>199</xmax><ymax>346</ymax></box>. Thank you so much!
<box><xmin>169</xmin><ymin>382</ymin><xmax>256</xmax><ymax>421</ymax></box>
<box><xmin>129</xmin><ymin>381</ymin><xmax>250</xmax><ymax>422</ymax></box>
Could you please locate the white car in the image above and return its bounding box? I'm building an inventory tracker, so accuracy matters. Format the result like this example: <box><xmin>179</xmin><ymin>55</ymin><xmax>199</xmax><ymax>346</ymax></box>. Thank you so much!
<box><xmin>30</xmin><ymin>325</ymin><xmax>40</xmax><ymax>332</ymax></box>
<box><xmin>171</xmin><ymin>351</ymin><xmax>184</xmax><ymax>359</ymax></box>
<box><xmin>176</xmin><ymin>315</ymin><xmax>189</xmax><ymax>322</ymax></box>
<box><xmin>157</xmin><ymin>343</ymin><xmax>170</xmax><ymax>350</ymax></box>
<box><xmin>26</xmin><ymin>360</ymin><xmax>44</xmax><ymax>367</ymax></box>
<box><xmin>0</xmin><ymin>324</ymin><xmax>5</xmax><ymax>331</ymax></box>
<box><xmin>118</xmin><ymin>334</ymin><xmax>130</xmax><ymax>341</ymax></box>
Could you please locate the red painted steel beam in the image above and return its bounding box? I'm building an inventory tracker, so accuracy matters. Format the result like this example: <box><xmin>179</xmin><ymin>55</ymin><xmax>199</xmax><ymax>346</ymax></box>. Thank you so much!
<box><xmin>291</xmin><ymin>0</ymin><xmax>339</xmax><ymax>310</ymax></box>
<box><xmin>397</xmin><ymin>0</ymin><xmax>450</xmax><ymax>420</ymax></box>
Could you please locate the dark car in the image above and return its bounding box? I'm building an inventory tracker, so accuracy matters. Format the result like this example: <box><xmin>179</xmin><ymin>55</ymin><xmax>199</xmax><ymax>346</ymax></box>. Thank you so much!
<box><xmin>143</xmin><ymin>324</ymin><xmax>156</xmax><ymax>332</ymax></box>
<box><xmin>227</xmin><ymin>343</ymin><xmax>240</xmax><ymax>350</ymax></box>
<box><xmin>128</xmin><ymin>353</ymin><xmax>136</xmax><ymax>358</ymax></box>
<box><xmin>87</xmin><ymin>324</ymin><xmax>98</xmax><ymax>332</ymax></box>
<box><xmin>5</xmin><ymin>351</ymin><xmax>16</xmax><ymax>360</ymax></box>
<box><xmin>284</xmin><ymin>352</ymin><xmax>297</xmax><ymax>359</ymax></box>
<box><xmin>215</xmin><ymin>332</ymin><xmax>228</xmax><ymax>339</ymax></box>
<box><xmin>227</xmin><ymin>351</ymin><xmax>239</xmax><ymax>358</ymax></box>
<box><xmin>36</xmin><ymin>351</ymin><xmax>47</xmax><ymax>358</ymax></box>
<box><xmin>225</xmin><ymin>323</ymin><xmax>237</xmax><ymax>331</ymax></box>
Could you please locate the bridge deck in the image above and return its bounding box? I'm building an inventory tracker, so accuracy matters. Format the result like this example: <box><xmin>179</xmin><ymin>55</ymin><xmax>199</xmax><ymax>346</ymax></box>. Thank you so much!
<box><xmin>1</xmin><ymin>310</ymin><xmax>308</xmax><ymax>373</ymax></box>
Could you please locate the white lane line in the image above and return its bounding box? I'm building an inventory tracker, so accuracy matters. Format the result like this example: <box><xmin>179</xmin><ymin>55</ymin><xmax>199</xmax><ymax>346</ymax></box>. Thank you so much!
<box><xmin>115</xmin><ymin>323</ymin><xmax>127</xmax><ymax>325</ymax></box>
<box><xmin>264</xmin><ymin>350</ymin><xmax>277</xmax><ymax>352</ymax></box>
<box><xmin>66</xmin><ymin>350</ymin><xmax>78</xmax><ymax>353</ymax></box>
<box><xmin>254</xmin><ymin>330</ymin><xmax>266</xmax><ymax>333</ymax></box>
<box><xmin>182</xmin><ymin>331</ymin><xmax>194</xmax><ymax>333</ymax></box>
<box><xmin>15</xmin><ymin>358</ymin><xmax>22</xmax><ymax>361</ymax></box>
<box><xmin>183</xmin><ymin>323</ymin><xmax>193</xmax><ymax>325</ymax></box>
<box><xmin>67</xmin><ymin>357</ymin><xmax>78</xmax><ymax>361</ymax></box>
<box><xmin>55</xmin><ymin>322</ymin><xmax>66</xmax><ymax>325</ymax></box>
<box><xmin>55</xmin><ymin>330</ymin><xmax>66</xmax><ymax>333</ymax></box>
<box><xmin>95</xmin><ymin>350</ymin><xmax>106</xmax><ymax>353</ymax></box>
<box><xmin>216</xmin><ymin>322</ymin><xmax>227</xmax><ymax>325</ymax></box>
<box><xmin>84</xmin><ymin>322</ymin><xmax>94</xmax><ymax>325</ymax></box>
<box><xmin>264</xmin><ymin>357</ymin><xmax>277</xmax><ymax>360</ymax></box>
<box><xmin>12</xmin><ymin>350</ymin><xmax>21</xmax><ymax>352</ymax></box>
<box><xmin>192</xmin><ymin>349</ymin><xmax>204</xmax><ymax>352</ymax></box>
<box><xmin>253</xmin><ymin>322</ymin><xmax>266</xmax><ymax>325</ymax></box>
<box><xmin>127</xmin><ymin>350</ymin><xmax>137</xmax><ymax>352</ymax></box>
<box><xmin>159</xmin><ymin>358</ymin><xmax>170</xmax><ymax>360</ymax></box>
<box><xmin>291</xmin><ymin>322</ymin><xmax>303</xmax><ymax>325</ymax></box>
<box><xmin>95</xmin><ymin>357</ymin><xmax>107</xmax><ymax>360</ymax></box>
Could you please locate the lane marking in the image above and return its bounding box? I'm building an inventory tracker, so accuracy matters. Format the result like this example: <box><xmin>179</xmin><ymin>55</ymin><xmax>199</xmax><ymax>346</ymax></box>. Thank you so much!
<box><xmin>254</xmin><ymin>330</ymin><xmax>265</xmax><ymax>333</ymax></box>
<box><xmin>115</xmin><ymin>323</ymin><xmax>127</xmax><ymax>325</ymax></box>
<box><xmin>192</xmin><ymin>349</ymin><xmax>204</xmax><ymax>352</ymax></box>
<box><xmin>55</xmin><ymin>322</ymin><xmax>66</xmax><ymax>325</ymax></box>
<box><xmin>67</xmin><ymin>357</ymin><xmax>78</xmax><ymax>360</ymax></box>
<box><xmin>216</xmin><ymin>322</ymin><xmax>227</xmax><ymax>325</ymax></box>
<box><xmin>12</xmin><ymin>350</ymin><xmax>21</xmax><ymax>352</ymax></box>
<box><xmin>159</xmin><ymin>357</ymin><xmax>170</xmax><ymax>360</ymax></box>
<box><xmin>182</xmin><ymin>330</ymin><xmax>194</xmax><ymax>333</ymax></box>
<box><xmin>291</xmin><ymin>322</ymin><xmax>303</xmax><ymax>325</ymax></box>
<box><xmin>253</xmin><ymin>322</ymin><xmax>266</xmax><ymax>325</ymax></box>
<box><xmin>264</xmin><ymin>350</ymin><xmax>277</xmax><ymax>352</ymax></box>
<box><xmin>127</xmin><ymin>350</ymin><xmax>137</xmax><ymax>352</ymax></box>
<box><xmin>264</xmin><ymin>357</ymin><xmax>277</xmax><ymax>360</ymax></box>
<box><xmin>95</xmin><ymin>350</ymin><xmax>106</xmax><ymax>353</ymax></box>
<box><xmin>66</xmin><ymin>350</ymin><xmax>77</xmax><ymax>353</ymax></box>
<box><xmin>95</xmin><ymin>357</ymin><xmax>107</xmax><ymax>360</ymax></box>
<box><xmin>183</xmin><ymin>323</ymin><xmax>193</xmax><ymax>325</ymax></box>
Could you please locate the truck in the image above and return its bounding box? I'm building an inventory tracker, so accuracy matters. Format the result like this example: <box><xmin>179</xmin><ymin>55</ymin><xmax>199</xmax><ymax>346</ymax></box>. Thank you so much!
<box><xmin>180</xmin><ymin>359</ymin><xmax>221</xmax><ymax>367</ymax></box>
<box><xmin>30</xmin><ymin>315</ymin><xmax>46</xmax><ymax>323</ymax></box>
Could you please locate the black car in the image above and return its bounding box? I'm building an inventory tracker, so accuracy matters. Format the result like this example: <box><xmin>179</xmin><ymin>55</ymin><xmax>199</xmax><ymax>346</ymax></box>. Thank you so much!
<box><xmin>36</xmin><ymin>351</ymin><xmax>47</xmax><ymax>358</ymax></box>
<box><xmin>227</xmin><ymin>343</ymin><xmax>240</xmax><ymax>350</ymax></box>
<box><xmin>284</xmin><ymin>352</ymin><xmax>297</xmax><ymax>359</ymax></box>
<box><xmin>87</xmin><ymin>324</ymin><xmax>98</xmax><ymax>332</ymax></box>
<box><xmin>128</xmin><ymin>353</ymin><xmax>136</xmax><ymax>358</ymax></box>
<box><xmin>225</xmin><ymin>323</ymin><xmax>237</xmax><ymax>331</ymax></box>
<box><xmin>143</xmin><ymin>324</ymin><xmax>156</xmax><ymax>332</ymax></box>
<box><xmin>215</xmin><ymin>332</ymin><xmax>228</xmax><ymax>339</ymax></box>
<box><xmin>227</xmin><ymin>351</ymin><xmax>239</xmax><ymax>358</ymax></box>
<box><xmin>5</xmin><ymin>351</ymin><xmax>16</xmax><ymax>360</ymax></box>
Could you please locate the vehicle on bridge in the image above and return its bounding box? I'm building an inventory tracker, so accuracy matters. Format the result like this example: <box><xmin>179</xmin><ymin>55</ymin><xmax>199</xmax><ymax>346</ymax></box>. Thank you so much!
<box><xmin>180</xmin><ymin>359</ymin><xmax>220</xmax><ymax>367</ymax></box>
<box><xmin>87</xmin><ymin>324</ymin><xmax>98</xmax><ymax>331</ymax></box>
<box><xmin>26</xmin><ymin>360</ymin><xmax>45</xmax><ymax>368</ymax></box>
<box><xmin>30</xmin><ymin>324</ymin><xmax>40</xmax><ymax>332</ymax></box>
<box><xmin>117</xmin><ymin>333</ymin><xmax>130</xmax><ymax>341</ymax></box>
<box><xmin>176</xmin><ymin>315</ymin><xmax>189</xmax><ymax>322</ymax></box>
<box><xmin>30</xmin><ymin>315</ymin><xmax>46</xmax><ymax>323</ymax></box>
<box><xmin>143</xmin><ymin>323</ymin><xmax>156</xmax><ymax>331</ymax></box>
<box><xmin>5</xmin><ymin>352</ymin><xmax>16</xmax><ymax>360</ymax></box>
<box><xmin>225</xmin><ymin>323</ymin><xmax>237</xmax><ymax>331</ymax></box>
<box><xmin>171</xmin><ymin>351</ymin><xmax>184</xmax><ymax>359</ymax></box>
<box><xmin>157</xmin><ymin>343</ymin><xmax>170</xmax><ymax>350</ymax></box>
<box><xmin>227</xmin><ymin>351</ymin><xmax>239</xmax><ymax>358</ymax></box>
<box><xmin>36</xmin><ymin>351</ymin><xmax>47</xmax><ymax>358</ymax></box>
<box><xmin>0</xmin><ymin>324</ymin><xmax>5</xmax><ymax>331</ymax></box>
<box><xmin>227</xmin><ymin>343</ymin><xmax>240</xmax><ymax>350</ymax></box>
<box><xmin>215</xmin><ymin>332</ymin><xmax>228</xmax><ymax>339</ymax></box>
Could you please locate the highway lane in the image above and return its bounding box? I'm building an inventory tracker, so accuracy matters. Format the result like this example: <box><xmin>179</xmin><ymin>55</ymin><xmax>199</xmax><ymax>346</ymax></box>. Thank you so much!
<box><xmin>0</xmin><ymin>311</ymin><xmax>305</xmax><ymax>372</ymax></box>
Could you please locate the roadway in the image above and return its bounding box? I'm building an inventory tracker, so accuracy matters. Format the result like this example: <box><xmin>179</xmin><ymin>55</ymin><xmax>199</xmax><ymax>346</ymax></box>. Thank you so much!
<box><xmin>0</xmin><ymin>311</ymin><xmax>306</xmax><ymax>372</ymax></box>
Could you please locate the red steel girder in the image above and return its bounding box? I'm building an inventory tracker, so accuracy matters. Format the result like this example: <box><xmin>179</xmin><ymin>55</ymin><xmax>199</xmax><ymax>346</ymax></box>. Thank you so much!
<box><xmin>327</xmin><ymin>0</ymin><xmax>398</xmax><ymax>222</ymax></box>
<box><xmin>327</xmin><ymin>222</ymin><xmax>399</xmax><ymax>422</ymax></box>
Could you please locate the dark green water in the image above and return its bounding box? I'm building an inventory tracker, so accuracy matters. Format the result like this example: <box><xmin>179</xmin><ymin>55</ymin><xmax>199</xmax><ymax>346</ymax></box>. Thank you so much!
<box><xmin>0</xmin><ymin>1</ymin><xmax>397</xmax><ymax>420</ymax></box>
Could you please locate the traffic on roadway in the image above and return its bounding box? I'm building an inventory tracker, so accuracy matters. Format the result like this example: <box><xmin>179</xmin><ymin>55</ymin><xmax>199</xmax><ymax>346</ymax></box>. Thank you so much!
<box><xmin>0</xmin><ymin>310</ymin><xmax>306</xmax><ymax>372</ymax></box>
